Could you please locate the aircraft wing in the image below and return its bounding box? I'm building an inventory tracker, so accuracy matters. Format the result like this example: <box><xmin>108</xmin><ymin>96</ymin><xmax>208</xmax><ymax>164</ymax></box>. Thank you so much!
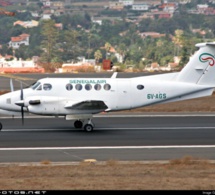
<box><xmin>64</xmin><ymin>100</ymin><xmax>108</xmax><ymax>111</ymax></box>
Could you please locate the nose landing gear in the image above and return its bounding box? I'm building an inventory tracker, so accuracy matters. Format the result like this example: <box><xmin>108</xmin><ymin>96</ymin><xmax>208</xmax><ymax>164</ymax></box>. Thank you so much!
<box><xmin>74</xmin><ymin>118</ymin><xmax>95</xmax><ymax>132</ymax></box>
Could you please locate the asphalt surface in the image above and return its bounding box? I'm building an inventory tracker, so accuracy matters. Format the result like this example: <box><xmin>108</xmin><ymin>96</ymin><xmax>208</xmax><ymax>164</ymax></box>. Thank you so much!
<box><xmin>0</xmin><ymin>114</ymin><xmax>215</xmax><ymax>163</ymax></box>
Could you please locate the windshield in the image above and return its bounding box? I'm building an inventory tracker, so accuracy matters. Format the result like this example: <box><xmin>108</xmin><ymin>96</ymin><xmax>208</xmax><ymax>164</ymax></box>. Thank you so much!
<box><xmin>31</xmin><ymin>82</ymin><xmax>41</xmax><ymax>90</ymax></box>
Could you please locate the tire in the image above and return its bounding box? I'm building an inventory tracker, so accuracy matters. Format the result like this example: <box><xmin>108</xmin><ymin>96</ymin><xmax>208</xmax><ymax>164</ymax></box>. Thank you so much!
<box><xmin>74</xmin><ymin>120</ymin><xmax>83</xmax><ymax>128</ymax></box>
<box><xmin>84</xmin><ymin>124</ymin><xmax>94</xmax><ymax>132</ymax></box>
<box><xmin>0</xmin><ymin>123</ymin><xmax>2</xmax><ymax>131</ymax></box>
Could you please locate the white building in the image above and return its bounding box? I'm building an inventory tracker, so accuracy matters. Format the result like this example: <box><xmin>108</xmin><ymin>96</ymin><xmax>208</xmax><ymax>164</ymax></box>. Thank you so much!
<box><xmin>0</xmin><ymin>57</ymin><xmax>36</xmax><ymax>68</ymax></box>
<box><xmin>9</xmin><ymin>34</ymin><xmax>30</xmax><ymax>49</ymax></box>
<box><xmin>92</xmin><ymin>17</ymin><xmax>102</xmax><ymax>25</ymax></box>
<box><xmin>41</xmin><ymin>0</ymin><xmax>51</xmax><ymax>7</ymax></box>
<box><xmin>41</xmin><ymin>14</ymin><xmax>52</xmax><ymax>20</ymax></box>
<box><xmin>132</xmin><ymin>4</ymin><xmax>150</xmax><ymax>11</ymax></box>
<box><xmin>119</xmin><ymin>0</ymin><xmax>134</xmax><ymax>6</ymax></box>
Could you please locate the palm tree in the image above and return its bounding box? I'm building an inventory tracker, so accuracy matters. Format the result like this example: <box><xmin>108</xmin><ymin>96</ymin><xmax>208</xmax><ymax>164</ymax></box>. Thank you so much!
<box><xmin>94</xmin><ymin>50</ymin><xmax>102</xmax><ymax>65</ymax></box>
<box><xmin>104</xmin><ymin>42</ymin><xmax>111</xmax><ymax>59</ymax></box>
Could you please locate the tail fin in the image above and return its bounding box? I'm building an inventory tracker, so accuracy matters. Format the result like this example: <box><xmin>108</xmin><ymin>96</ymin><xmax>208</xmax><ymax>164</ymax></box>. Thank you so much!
<box><xmin>176</xmin><ymin>42</ymin><xmax>215</xmax><ymax>85</ymax></box>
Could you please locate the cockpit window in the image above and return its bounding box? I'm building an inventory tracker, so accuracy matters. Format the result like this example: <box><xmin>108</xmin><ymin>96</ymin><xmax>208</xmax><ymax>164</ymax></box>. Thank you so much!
<box><xmin>31</xmin><ymin>82</ymin><xmax>41</xmax><ymax>90</ymax></box>
<box><xmin>36</xmin><ymin>84</ymin><xmax>42</xmax><ymax>90</ymax></box>
<box><xmin>43</xmin><ymin>83</ymin><xmax>52</xmax><ymax>91</ymax></box>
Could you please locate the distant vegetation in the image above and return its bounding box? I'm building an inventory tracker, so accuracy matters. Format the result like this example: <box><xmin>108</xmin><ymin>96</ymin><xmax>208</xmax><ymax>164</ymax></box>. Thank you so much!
<box><xmin>0</xmin><ymin>1</ymin><xmax>214</xmax><ymax>71</ymax></box>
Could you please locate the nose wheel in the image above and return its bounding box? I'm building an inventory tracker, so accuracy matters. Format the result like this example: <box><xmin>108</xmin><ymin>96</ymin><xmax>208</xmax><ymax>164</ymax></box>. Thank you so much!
<box><xmin>84</xmin><ymin>124</ymin><xmax>94</xmax><ymax>132</ymax></box>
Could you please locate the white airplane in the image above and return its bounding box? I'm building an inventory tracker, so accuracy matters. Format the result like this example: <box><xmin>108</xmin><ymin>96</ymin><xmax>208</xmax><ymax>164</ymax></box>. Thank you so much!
<box><xmin>0</xmin><ymin>42</ymin><xmax>215</xmax><ymax>132</ymax></box>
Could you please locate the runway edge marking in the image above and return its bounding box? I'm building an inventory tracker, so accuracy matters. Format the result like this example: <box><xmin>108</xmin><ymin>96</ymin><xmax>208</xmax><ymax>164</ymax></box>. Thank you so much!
<box><xmin>1</xmin><ymin>145</ymin><xmax>215</xmax><ymax>151</ymax></box>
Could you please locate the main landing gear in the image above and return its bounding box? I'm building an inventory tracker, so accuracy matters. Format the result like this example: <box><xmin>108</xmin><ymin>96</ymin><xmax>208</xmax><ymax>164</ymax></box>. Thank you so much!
<box><xmin>74</xmin><ymin>119</ymin><xmax>95</xmax><ymax>132</ymax></box>
<box><xmin>0</xmin><ymin>122</ymin><xmax>2</xmax><ymax>131</ymax></box>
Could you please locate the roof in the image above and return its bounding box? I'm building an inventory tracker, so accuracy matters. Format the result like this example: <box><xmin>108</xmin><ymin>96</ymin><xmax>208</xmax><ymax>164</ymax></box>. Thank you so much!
<box><xmin>14</xmin><ymin>20</ymin><xmax>24</xmax><ymax>26</ymax></box>
<box><xmin>168</xmin><ymin>62</ymin><xmax>179</xmax><ymax>68</ymax></box>
<box><xmin>54</xmin><ymin>23</ymin><xmax>63</xmax><ymax>29</ymax></box>
<box><xmin>20</xmin><ymin>33</ymin><xmax>30</xmax><ymax>38</ymax></box>
<box><xmin>11</xmin><ymin>37</ymin><xmax>22</xmax><ymax>42</ymax></box>
<box><xmin>11</xmin><ymin>33</ymin><xmax>30</xmax><ymax>42</ymax></box>
<box><xmin>109</xmin><ymin>47</ymin><xmax>116</xmax><ymax>53</ymax></box>
<box><xmin>140</xmin><ymin>32</ymin><xmax>166</xmax><ymax>38</ymax></box>
<box><xmin>151</xmin><ymin>62</ymin><xmax>159</xmax><ymax>68</ymax></box>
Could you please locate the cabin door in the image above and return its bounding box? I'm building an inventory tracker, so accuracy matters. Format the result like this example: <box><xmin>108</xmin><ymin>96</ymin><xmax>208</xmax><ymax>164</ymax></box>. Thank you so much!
<box><xmin>116</xmin><ymin>80</ymin><xmax>131</xmax><ymax>110</ymax></box>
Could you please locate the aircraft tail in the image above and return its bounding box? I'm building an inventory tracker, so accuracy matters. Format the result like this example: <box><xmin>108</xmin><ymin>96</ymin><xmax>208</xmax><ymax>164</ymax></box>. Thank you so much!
<box><xmin>176</xmin><ymin>42</ymin><xmax>215</xmax><ymax>85</ymax></box>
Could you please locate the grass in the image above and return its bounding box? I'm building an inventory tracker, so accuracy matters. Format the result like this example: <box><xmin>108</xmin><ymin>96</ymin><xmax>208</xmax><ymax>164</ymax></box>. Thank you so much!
<box><xmin>0</xmin><ymin>157</ymin><xmax>214</xmax><ymax>190</ymax></box>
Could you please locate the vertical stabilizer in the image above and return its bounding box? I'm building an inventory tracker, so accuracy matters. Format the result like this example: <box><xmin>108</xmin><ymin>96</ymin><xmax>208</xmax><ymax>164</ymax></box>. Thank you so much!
<box><xmin>176</xmin><ymin>42</ymin><xmax>215</xmax><ymax>85</ymax></box>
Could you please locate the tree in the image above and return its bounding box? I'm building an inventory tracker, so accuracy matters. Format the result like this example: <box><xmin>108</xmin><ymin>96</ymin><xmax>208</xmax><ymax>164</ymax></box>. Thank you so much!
<box><xmin>179</xmin><ymin>36</ymin><xmax>198</xmax><ymax>67</ymax></box>
<box><xmin>172</xmin><ymin>29</ymin><xmax>184</xmax><ymax>56</ymax></box>
<box><xmin>40</xmin><ymin>19</ymin><xmax>59</xmax><ymax>71</ymax></box>
<box><xmin>94</xmin><ymin>50</ymin><xmax>102</xmax><ymax>64</ymax></box>
<box><xmin>61</xmin><ymin>30</ymin><xmax>80</xmax><ymax>62</ymax></box>
<box><xmin>116</xmin><ymin>43</ymin><xmax>127</xmax><ymax>63</ymax></box>
<box><xmin>14</xmin><ymin>44</ymin><xmax>29</xmax><ymax>60</ymax></box>
<box><xmin>104</xmin><ymin>42</ymin><xmax>111</xmax><ymax>59</ymax></box>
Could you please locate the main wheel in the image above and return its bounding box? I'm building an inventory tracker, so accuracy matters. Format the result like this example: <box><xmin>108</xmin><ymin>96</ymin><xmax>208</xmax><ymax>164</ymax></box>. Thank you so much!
<box><xmin>74</xmin><ymin>120</ymin><xmax>83</xmax><ymax>128</ymax></box>
<box><xmin>84</xmin><ymin>124</ymin><xmax>94</xmax><ymax>132</ymax></box>
<box><xmin>0</xmin><ymin>122</ymin><xmax>2</xmax><ymax>131</ymax></box>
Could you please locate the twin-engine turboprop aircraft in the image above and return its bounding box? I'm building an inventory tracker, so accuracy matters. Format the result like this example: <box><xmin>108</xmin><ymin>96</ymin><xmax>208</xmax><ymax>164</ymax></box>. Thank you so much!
<box><xmin>0</xmin><ymin>42</ymin><xmax>215</xmax><ymax>132</ymax></box>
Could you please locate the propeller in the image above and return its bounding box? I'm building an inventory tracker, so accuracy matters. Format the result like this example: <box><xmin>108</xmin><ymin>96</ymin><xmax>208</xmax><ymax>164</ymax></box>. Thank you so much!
<box><xmin>13</xmin><ymin>80</ymin><xmax>25</xmax><ymax>125</ymax></box>
<box><xmin>20</xmin><ymin>82</ymin><xmax>24</xmax><ymax>125</ymax></box>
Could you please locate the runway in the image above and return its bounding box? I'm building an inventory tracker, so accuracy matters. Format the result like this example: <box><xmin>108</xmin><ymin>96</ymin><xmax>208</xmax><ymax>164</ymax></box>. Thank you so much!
<box><xmin>0</xmin><ymin>114</ymin><xmax>215</xmax><ymax>163</ymax></box>
<box><xmin>0</xmin><ymin>73</ymin><xmax>215</xmax><ymax>163</ymax></box>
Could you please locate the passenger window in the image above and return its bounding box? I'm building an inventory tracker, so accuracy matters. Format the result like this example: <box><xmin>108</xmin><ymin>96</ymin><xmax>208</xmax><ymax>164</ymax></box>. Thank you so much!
<box><xmin>85</xmin><ymin>84</ymin><xmax>92</xmax><ymax>91</ymax></box>
<box><xmin>43</xmin><ymin>83</ymin><xmax>52</xmax><ymax>91</ymax></box>
<box><xmin>137</xmin><ymin>85</ymin><xmax>144</xmax><ymax>90</ymax></box>
<box><xmin>104</xmin><ymin>83</ymin><xmax>111</xmax><ymax>91</ymax></box>
<box><xmin>94</xmin><ymin>84</ymin><xmax>101</xmax><ymax>91</ymax></box>
<box><xmin>66</xmin><ymin>83</ymin><xmax>73</xmax><ymax>91</ymax></box>
<box><xmin>75</xmin><ymin>84</ymin><xmax>82</xmax><ymax>91</ymax></box>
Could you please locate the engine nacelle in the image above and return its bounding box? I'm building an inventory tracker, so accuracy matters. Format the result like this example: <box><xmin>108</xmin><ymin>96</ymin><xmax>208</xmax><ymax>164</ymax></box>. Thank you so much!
<box><xmin>27</xmin><ymin>96</ymin><xmax>60</xmax><ymax>115</ymax></box>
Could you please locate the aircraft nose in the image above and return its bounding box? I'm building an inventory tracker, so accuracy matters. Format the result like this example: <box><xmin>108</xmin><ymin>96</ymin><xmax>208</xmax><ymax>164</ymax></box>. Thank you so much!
<box><xmin>0</xmin><ymin>91</ymin><xmax>21</xmax><ymax>111</ymax></box>
<box><xmin>0</xmin><ymin>93</ymin><xmax>10</xmax><ymax>109</ymax></box>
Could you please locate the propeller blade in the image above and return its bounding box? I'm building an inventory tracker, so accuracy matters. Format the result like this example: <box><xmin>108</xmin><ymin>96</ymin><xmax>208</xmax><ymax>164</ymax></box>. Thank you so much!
<box><xmin>20</xmin><ymin>82</ymin><xmax>23</xmax><ymax>100</ymax></box>
<box><xmin>21</xmin><ymin>106</ymin><xmax>24</xmax><ymax>125</ymax></box>
<box><xmin>10</xmin><ymin>79</ymin><xmax>14</xmax><ymax>92</ymax></box>
<box><xmin>20</xmin><ymin>81</ymin><xmax>24</xmax><ymax>125</ymax></box>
